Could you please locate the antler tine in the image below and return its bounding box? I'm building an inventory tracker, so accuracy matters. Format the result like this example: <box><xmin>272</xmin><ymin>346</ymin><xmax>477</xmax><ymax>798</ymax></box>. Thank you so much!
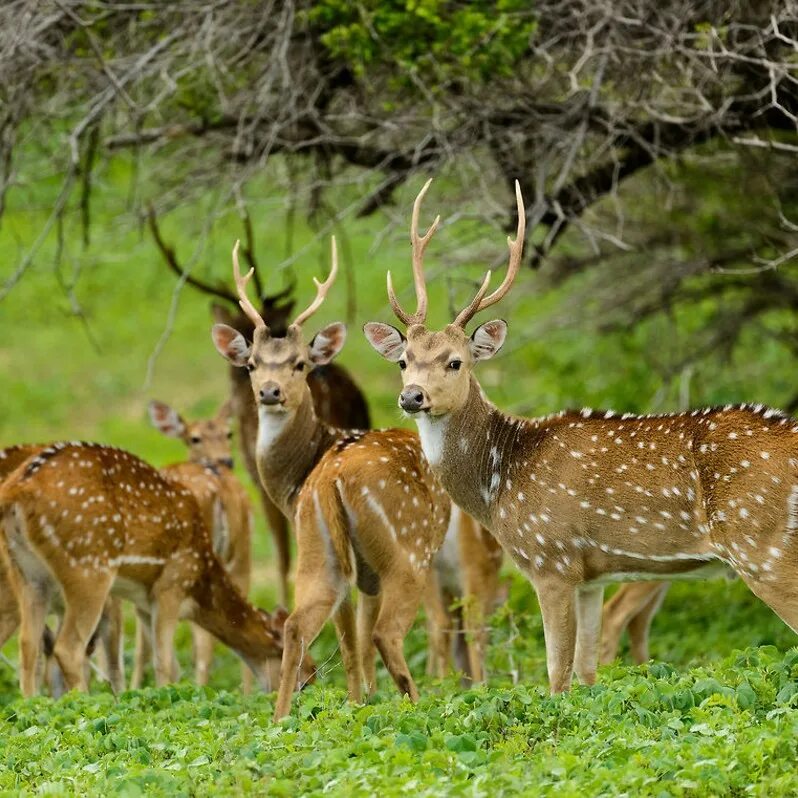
<box><xmin>453</xmin><ymin>180</ymin><xmax>526</xmax><ymax>329</ymax></box>
<box><xmin>292</xmin><ymin>236</ymin><xmax>339</xmax><ymax>328</ymax></box>
<box><xmin>232</xmin><ymin>239</ymin><xmax>267</xmax><ymax>330</ymax></box>
<box><xmin>387</xmin><ymin>178</ymin><xmax>440</xmax><ymax>326</ymax></box>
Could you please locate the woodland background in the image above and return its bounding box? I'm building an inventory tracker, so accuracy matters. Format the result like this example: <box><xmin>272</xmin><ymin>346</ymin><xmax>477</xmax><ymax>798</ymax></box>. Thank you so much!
<box><xmin>1</xmin><ymin>2</ymin><xmax>797</xmax><ymax>794</ymax></box>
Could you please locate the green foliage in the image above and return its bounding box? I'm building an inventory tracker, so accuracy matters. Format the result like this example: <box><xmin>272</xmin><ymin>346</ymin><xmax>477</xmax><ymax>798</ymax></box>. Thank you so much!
<box><xmin>308</xmin><ymin>1</ymin><xmax>536</xmax><ymax>85</ymax></box>
<box><xmin>1</xmin><ymin>577</ymin><xmax>798</xmax><ymax>795</ymax></box>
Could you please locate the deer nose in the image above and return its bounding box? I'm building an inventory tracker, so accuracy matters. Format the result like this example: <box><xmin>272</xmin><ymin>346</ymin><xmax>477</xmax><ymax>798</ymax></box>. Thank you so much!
<box><xmin>259</xmin><ymin>382</ymin><xmax>282</xmax><ymax>405</ymax></box>
<box><xmin>220</xmin><ymin>457</ymin><xmax>234</xmax><ymax>469</ymax></box>
<box><xmin>399</xmin><ymin>385</ymin><xmax>427</xmax><ymax>413</ymax></box>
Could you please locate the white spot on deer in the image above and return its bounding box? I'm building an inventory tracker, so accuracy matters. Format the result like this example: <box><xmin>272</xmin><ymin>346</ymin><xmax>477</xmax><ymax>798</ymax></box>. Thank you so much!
<box><xmin>761</xmin><ymin>451</ymin><xmax>771</xmax><ymax>460</ymax></box>
<box><xmin>535</xmin><ymin>533</ymin><xmax>545</xmax><ymax>546</ymax></box>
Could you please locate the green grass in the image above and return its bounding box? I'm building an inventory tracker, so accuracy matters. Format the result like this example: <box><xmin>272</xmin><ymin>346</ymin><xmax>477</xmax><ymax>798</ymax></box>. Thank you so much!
<box><xmin>3</xmin><ymin>156</ymin><xmax>798</xmax><ymax>794</ymax></box>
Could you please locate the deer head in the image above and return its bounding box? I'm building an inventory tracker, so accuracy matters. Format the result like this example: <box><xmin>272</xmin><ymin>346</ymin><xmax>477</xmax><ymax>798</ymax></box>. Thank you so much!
<box><xmin>364</xmin><ymin>179</ymin><xmax>525</xmax><ymax>419</ymax></box>
<box><xmin>211</xmin><ymin>239</ymin><xmax>346</xmax><ymax>418</ymax></box>
<box><xmin>149</xmin><ymin>399</ymin><xmax>235</xmax><ymax>468</ymax></box>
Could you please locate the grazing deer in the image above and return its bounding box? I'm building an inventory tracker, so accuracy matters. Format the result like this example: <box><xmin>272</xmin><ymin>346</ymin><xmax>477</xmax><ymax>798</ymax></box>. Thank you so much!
<box><xmin>146</xmin><ymin>399</ymin><xmax>254</xmax><ymax>689</ymax></box>
<box><xmin>0</xmin><ymin>442</ymin><xmax>312</xmax><ymax>694</ymax></box>
<box><xmin>212</xmin><ymin>238</ymin><xmax>455</xmax><ymax>720</ymax></box>
<box><xmin>0</xmin><ymin>444</ymin><xmax>124</xmax><ymax>695</ymax></box>
<box><xmin>150</xmin><ymin>209</ymin><xmax>370</xmax><ymax>604</ymax></box>
<box><xmin>365</xmin><ymin>178</ymin><xmax>798</xmax><ymax>694</ymax></box>
<box><xmin>430</xmin><ymin>507</ymin><xmax>504</xmax><ymax>683</ymax></box>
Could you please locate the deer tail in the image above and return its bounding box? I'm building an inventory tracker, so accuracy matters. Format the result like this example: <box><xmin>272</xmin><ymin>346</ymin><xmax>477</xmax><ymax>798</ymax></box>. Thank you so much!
<box><xmin>313</xmin><ymin>480</ymin><xmax>355</xmax><ymax>582</ymax></box>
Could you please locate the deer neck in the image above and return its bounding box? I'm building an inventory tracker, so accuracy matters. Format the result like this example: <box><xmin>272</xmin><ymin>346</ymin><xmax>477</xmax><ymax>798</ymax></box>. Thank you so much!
<box><xmin>416</xmin><ymin>377</ymin><xmax>521</xmax><ymax>528</ymax></box>
<box><xmin>255</xmin><ymin>388</ymin><xmax>336</xmax><ymax>517</ymax></box>
<box><xmin>190</xmin><ymin>556</ymin><xmax>277</xmax><ymax>662</ymax></box>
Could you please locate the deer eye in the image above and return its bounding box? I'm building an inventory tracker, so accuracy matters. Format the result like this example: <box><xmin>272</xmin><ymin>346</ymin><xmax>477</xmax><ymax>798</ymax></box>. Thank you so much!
<box><xmin>448</xmin><ymin>360</ymin><xmax>462</xmax><ymax>371</ymax></box>
<box><xmin>295</xmin><ymin>361</ymin><xmax>305</xmax><ymax>372</ymax></box>
<box><xmin>398</xmin><ymin>359</ymin><xmax>407</xmax><ymax>371</ymax></box>
<box><xmin>226</xmin><ymin>430</ymin><xmax>233</xmax><ymax>439</ymax></box>
<box><xmin>190</xmin><ymin>436</ymin><xmax>201</xmax><ymax>444</ymax></box>
<box><xmin>245</xmin><ymin>362</ymin><xmax>255</xmax><ymax>373</ymax></box>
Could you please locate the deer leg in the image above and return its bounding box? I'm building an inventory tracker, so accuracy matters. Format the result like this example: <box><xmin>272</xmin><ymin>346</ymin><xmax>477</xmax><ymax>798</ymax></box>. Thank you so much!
<box><xmin>230</xmin><ymin>564</ymin><xmax>253</xmax><ymax>693</ymax></box>
<box><xmin>18</xmin><ymin>581</ymin><xmax>49</xmax><ymax>697</ymax></box>
<box><xmin>53</xmin><ymin>578</ymin><xmax>113</xmax><ymax>692</ymax></box>
<box><xmin>357</xmin><ymin>593</ymin><xmax>381</xmax><ymax>696</ymax></box>
<box><xmin>627</xmin><ymin>582</ymin><xmax>670</xmax><ymax>664</ymax></box>
<box><xmin>600</xmin><ymin>582</ymin><xmax>666</xmax><ymax>665</ymax></box>
<box><xmin>192</xmin><ymin>624</ymin><xmax>215</xmax><ymax>686</ymax></box>
<box><xmin>273</xmin><ymin>585</ymin><xmax>339</xmax><ymax>721</ymax></box>
<box><xmin>332</xmin><ymin>595</ymin><xmax>362</xmax><ymax>704</ymax></box>
<box><xmin>423</xmin><ymin>570</ymin><xmax>450</xmax><ymax>679</ymax></box>
<box><xmin>151</xmin><ymin>593</ymin><xmax>182</xmax><ymax>687</ymax></box>
<box><xmin>533</xmin><ymin>576</ymin><xmax>577</xmax><ymax>694</ymax></box>
<box><xmin>574</xmin><ymin>584</ymin><xmax>604</xmax><ymax>685</ymax></box>
<box><xmin>371</xmin><ymin>573</ymin><xmax>425</xmax><ymax>703</ymax></box>
<box><xmin>260</xmin><ymin>490</ymin><xmax>291</xmax><ymax>607</ymax></box>
<box><xmin>131</xmin><ymin>608</ymin><xmax>152</xmax><ymax>689</ymax></box>
<box><xmin>738</xmin><ymin>572</ymin><xmax>798</xmax><ymax>636</ymax></box>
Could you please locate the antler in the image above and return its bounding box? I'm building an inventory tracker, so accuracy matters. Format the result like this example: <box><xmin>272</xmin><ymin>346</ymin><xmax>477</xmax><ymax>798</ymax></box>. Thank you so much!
<box><xmin>148</xmin><ymin>205</ymin><xmax>239</xmax><ymax>306</ymax></box>
<box><xmin>292</xmin><ymin>236</ymin><xmax>339</xmax><ymax>328</ymax></box>
<box><xmin>232</xmin><ymin>239</ymin><xmax>267</xmax><ymax>330</ymax></box>
<box><xmin>453</xmin><ymin>180</ymin><xmax>526</xmax><ymax>328</ymax></box>
<box><xmin>386</xmin><ymin>178</ymin><xmax>440</xmax><ymax>326</ymax></box>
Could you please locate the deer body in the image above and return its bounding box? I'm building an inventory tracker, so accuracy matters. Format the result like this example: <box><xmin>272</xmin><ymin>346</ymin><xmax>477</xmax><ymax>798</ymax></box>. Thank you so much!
<box><xmin>212</xmin><ymin>238</ymin><xmax>456</xmax><ymax>719</ymax></box>
<box><xmin>366</xmin><ymin>178</ymin><xmax>798</xmax><ymax>695</ymax></box>
<box><xmin>0</xmin><ymin>444</ymin><xmax>125</xmax><ymax>695</ymax></box>
<box><xmin>0</xmin><ymin>442</ymin><xmax>299</xmax><ymax>694</ymax></box>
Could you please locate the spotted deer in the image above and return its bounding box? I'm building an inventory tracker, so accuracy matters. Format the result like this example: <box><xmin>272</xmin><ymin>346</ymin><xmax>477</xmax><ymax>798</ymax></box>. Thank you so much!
<box><xmin>145</xmin><ymin>399</ymin><xmax>254</xmax><ymax>689</ymax></box>
<box><xmin>0</xmin><ymin>442</ymin><xmax>311</xmax><ymax>694</ymax></box>
<box><xmin>212</xmin><ymin>238</ymin><xmax>459</xmax><ymax>720</ymax></box>
<box><xmin>0</xmin><ymin>444</ymin><xmax>125</xmax><ymax>695</ymax></box>
<box><xmin>365</xmin><ymin>178</ymin><xmax>798</xmax><ymax>694</ymax></box>
<box><xmin>150</xmin><ymin>208</ymin><xmax>370</xmax><ymax>604</ymax></box>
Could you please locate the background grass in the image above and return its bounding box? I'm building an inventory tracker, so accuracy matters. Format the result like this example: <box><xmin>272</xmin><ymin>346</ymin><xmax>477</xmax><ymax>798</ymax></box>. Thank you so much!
<box><xmin>2</xmin><ymin>157</ymin><xmax>798</xmax><ymax>794</ymax></box>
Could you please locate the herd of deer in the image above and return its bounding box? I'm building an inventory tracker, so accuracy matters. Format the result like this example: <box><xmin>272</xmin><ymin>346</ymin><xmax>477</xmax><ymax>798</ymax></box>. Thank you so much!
<box><xmin>2</xmin><ymin>179</ymin><xmax>797</xmax><ymax>721</ymax></box>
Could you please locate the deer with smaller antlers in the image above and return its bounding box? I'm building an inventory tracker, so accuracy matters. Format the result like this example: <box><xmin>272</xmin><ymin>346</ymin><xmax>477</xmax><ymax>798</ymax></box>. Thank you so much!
<box><xmin>0</xmin><ymin>442</ymin><xmax>311</xmax><ymax>694</ymax></box>
<box><xmin>150</xmin><ymin>209</ymin><xmax>370</xmax><ymax>605</ymax></box>
<box><xmin>365</xmin><ymin>178</ymin><xmax>798</xmax><ymax>694</ymax></box>
<box><xmin>212</xmin><ymin>236</ymin><xmax>464</xmax><ymax>720</ymax></box>
<box><xmin>0</xmin><ymin>444</ymin><xmax>125</xmax><ymax>695</ymax></box>
<box><xmin>144</xmin><ymin>399</ymin><xmax>254</xmax><ymax>689</ymax></box>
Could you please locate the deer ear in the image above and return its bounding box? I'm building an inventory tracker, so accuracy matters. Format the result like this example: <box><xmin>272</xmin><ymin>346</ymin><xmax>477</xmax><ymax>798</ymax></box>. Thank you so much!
<box><xmin>363</xmin><ymin>322</ymin><xmax>406</xmax><ymax>362</ymax></box>
<box><xmin>211</xmin><ymin>324</ymin><xmax>251</xmax><ymax>367</ymax></box>
<box><xmin>469</xmin><ymin>319</ymin><xmax>507</xmax><ymax>361</ymax></box>
<box><xmin>148</xmin><ymin>400</ymin><xmax>186</xmax><ymax>438</ymax></box>
<box><xmin>308</xmin><ymin>322</ymin><xmax>346</xmax><ymax>365</ymax></box>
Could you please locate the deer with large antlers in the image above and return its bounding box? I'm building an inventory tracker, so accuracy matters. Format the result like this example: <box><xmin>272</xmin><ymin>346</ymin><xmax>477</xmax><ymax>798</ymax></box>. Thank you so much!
<box><xmin>211</xmin><ymin>238</ymin><xmax>463</xmax><ymax>720</ymax></box>
<box><xmin>150</xmin><ymin>209</ymin><xmax>370</xmax><ymax>604</ymax></box>
<box><xmin>0</xmin><ymin>442</ymin><xmax>312</xmax><ymax>693</ymax></box>
<box><xmin>137</xmin><ymin>399</ymin><xmax>254</xmax><ymax>689</ymax></box>
<box><xmin>0</xmin><ymin>444</ymin><xmax>125</xmax><ymax>695</ymax></box>
<box><xmin>365</xmin><ymin>178</ymin><xmax>798</xmax><ymax>694</ymax></box>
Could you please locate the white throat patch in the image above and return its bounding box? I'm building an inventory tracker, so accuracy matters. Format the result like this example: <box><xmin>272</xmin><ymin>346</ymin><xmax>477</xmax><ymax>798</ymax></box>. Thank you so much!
<box><xmin>414</xmin><ymin>414</ymin><xmax>449</xmax><ymax>467</ymax></box>
<box><xmin>257</xmin><ymin>407</ymin><xmax>288</xmax><ymax>455</ymax></box>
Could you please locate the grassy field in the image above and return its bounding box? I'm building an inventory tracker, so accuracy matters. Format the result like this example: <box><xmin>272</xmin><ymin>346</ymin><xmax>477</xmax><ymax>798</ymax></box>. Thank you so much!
<box><xmin>2</xmin><ymin>159</ymin><xmax>798</xmax><ymax>794</ymax></box>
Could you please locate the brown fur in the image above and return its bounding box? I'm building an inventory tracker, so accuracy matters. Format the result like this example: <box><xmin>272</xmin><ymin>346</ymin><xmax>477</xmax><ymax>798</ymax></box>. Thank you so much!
<box><xmin>213</xmin><ymin>316</ymin><xmax>453</xmax><ymax>720</ymax></box>
<box><xmin>211</xmin><ymin>303</ymin><xmax>370</xmax><ymax>605</ymax></box>
<box><xmin>0</xmin><ymin>443</ymin><xmax>308</xmax><ymax>695</ymax></box>
<box><xmin>0</xmin><ymin>444</ymin><xmax>124</xmax><ymax>694</ymax></box>
<box><xmin>372</xmin><ymin>316</ymin><xmax>798</xmax><ymax>693</ymax></box>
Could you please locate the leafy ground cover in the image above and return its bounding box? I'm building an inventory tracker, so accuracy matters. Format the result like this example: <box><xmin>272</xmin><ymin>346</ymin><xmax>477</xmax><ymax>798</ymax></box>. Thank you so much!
<box><xmin>1</xmin><ymin>578</ymin><xmax>798</xmax><ymax>796</ymax></box>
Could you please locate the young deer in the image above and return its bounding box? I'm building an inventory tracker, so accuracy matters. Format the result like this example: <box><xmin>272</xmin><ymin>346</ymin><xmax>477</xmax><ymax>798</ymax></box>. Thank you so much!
<box><xmin>150</xmin><ymin>207</ymin><xmax>370</xmax><ymax>604</ymax></box>
<box><xmin>212</xmin><ymin>239</ymin><xmax>453</xmax><ymax>720</ymax></box>
<box><xmin>365</xmin><ymin>178</ymin><xmax>798</xmax><ymax>694</ymax></box>
<box><xmin>146</xmin><ymin>399</ymin><xmax>254</xmax><ymax>689</ymax></box>
<box><xmin>0</xmin><ymin>444</ymin><xmax>124</xmax><ymax>695</ymax></box>
<box><xmin>0</xmin><ymin>442</ymin><xmax>311</xmax><ymax>694</ymax></box>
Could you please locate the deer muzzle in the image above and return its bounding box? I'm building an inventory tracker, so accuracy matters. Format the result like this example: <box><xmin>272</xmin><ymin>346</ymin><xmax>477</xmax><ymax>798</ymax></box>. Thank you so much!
<box><xmin>399</xmin><ymin>385</ymin><xmax>429</xmax><ymax>414</ymax></box>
